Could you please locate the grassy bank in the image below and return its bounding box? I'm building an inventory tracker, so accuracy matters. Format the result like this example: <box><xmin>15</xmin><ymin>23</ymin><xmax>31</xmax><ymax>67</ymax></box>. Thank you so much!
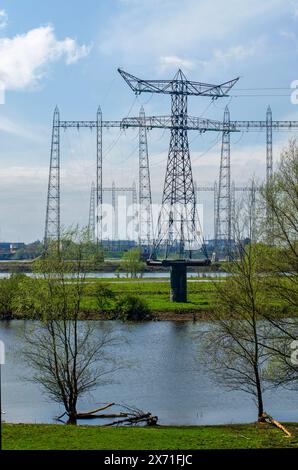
<box><xmin>3</xmin><ymin>423</ymin><xmax>298</xmax><ymax>450</ymax></box>
<box><xmin>3</xmin><ymin>276</ymin><xmax>297</xmax><ymax>321</ymax></box>
<box><xmin>81</xmin><ymin>279</ymin><xmax>217</xmax><ymax>320</ymax></box>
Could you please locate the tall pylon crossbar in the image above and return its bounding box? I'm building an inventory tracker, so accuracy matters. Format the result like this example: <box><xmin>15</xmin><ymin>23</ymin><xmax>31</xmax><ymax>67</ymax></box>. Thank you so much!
<box><xmin>139</xmin><ymin>106</ymin><xmax>153</xmax><ymax>248</ymax></box>
<box><xmin>44</xmin><ymin>106</ymin><xmax>60</xmax><ymax>248</ymax></box>
<box><xmin>88</xmin><ymin>181</ymin><xmax>96</xmax><ymax>242</ymax></box>
<box><xmin>118</xmin><ymin>68</ymin><xmax>239</xmax><ymax>260</ymax></box>
<box><xmin>215</xmin><ymin>106</ymin><xmax>231</xmax><ymax>259</ymax></box>
<box><xmin>96</xmin><ymin>106</ymin><xmax>103</xmax><ymax>243</ymax></box>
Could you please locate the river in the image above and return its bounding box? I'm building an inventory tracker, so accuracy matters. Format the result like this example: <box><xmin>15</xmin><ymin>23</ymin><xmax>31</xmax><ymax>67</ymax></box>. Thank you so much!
<box><xmin>0</xmin><ymin>272</ymin><xmax>228</xmax><ymax>279</ymax></box>
<box><xmin>0</xmin><ymin>320</ymin><xmax>297</xmax><ymax>426</ymax></box>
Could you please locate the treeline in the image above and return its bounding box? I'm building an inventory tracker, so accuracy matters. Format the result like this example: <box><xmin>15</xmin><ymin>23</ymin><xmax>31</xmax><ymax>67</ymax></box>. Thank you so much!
<box><xmin>201</xmin><ymin>138</ymin><xmax>298</xmax><ymax>422</ymax></box>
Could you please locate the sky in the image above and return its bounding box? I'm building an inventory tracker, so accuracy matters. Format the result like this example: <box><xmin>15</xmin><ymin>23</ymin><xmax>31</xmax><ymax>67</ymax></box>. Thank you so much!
<box><xmin>1</xmin><ymin>0</ymin><xmax>298</xmax><ymax>241</ymax></box>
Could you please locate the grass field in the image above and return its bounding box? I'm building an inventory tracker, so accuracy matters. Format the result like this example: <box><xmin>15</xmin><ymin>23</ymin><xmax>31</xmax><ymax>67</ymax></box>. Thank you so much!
<box><xmin>81</xmin><ymin>279</ymin><xmax>216</xmax><ymax>315</ymax></box>
<box><xmin>3</xmin><ymin>423</ymin><xmax>298</xmax><ymax>450</ymax></box>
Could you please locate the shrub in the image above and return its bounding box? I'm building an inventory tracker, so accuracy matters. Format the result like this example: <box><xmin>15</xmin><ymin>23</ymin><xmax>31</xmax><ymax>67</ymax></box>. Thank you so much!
<box><xmin>0</xmin><ymin>273</ymin><xmax>27</xmax><ymax>318</ymax></box>
<box><xmin>115</xmin><ymin>294</ymin><xmax>152</xmax><ymax>321</ymax></box>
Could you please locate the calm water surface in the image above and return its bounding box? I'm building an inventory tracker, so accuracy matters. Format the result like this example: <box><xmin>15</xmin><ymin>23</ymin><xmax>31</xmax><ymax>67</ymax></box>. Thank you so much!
<box><xmin>1</xmin><ymin>320</ymin><xmax>297</xmax><ymax>425</ymax></box>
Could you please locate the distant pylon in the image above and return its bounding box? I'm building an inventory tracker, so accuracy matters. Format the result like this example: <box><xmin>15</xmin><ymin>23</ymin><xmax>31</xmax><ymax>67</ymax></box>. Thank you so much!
<box><xmin>213</xmin><ymin>181</ymin><xmax>218</xmax><ymax>241</ymax></box>
<box><xmin>132</xmin><ymin>181</ymin><xmax>138</xmax><ymax>240</ymax></box>
<box><xmin>231</xmin><ymin>180</ymin><xmax>236</xmax><ymax>242</ymax></box>
<box><xmin>266</xmin><ymin>105</ymin><xmax>273</xmax><ymax>185</ymax></box>
<box><xmin>138</xmin><ymin>106</ymin><xmax>153</xmax><ymax>248</ymax></box>
<box><xmin>44</xmin><ymin>106</ymin><xmax>60</xmax><ymax>249</ymax></box>
<box><xmin>215</xmin><ymin>105</ymin><xmax>231</xmax><ymax>259</ymax></box>
<box><xmin>250</xmin><ymin>180</ymin><xmax>257</xmax><ymax>243</ymax></box>
<box><xmin>88</xmin><ymin>181</ymin><xmax>96</xmax><ymax>242</ymax></box>
<box><xmin>266</xmin><ymin>105</ymin><xmax>274</xmax><ymax>243</ymax></box>
<box><xmin>96</xmin><ymin>106</ymin><xmax>103</xmax><ymax>244</ymax></box>
<box><xmin>112</xmin><ymin>181</ymin><xmax>118</xmax><ymax>240</ymax></box>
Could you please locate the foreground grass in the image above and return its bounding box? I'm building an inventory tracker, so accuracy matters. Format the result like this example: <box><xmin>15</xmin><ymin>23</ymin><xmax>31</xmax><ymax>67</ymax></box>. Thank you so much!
<box><xmin>3</xmin><ymin>423</ymin><xmax>298</xmax><ymax>450</ymax></box>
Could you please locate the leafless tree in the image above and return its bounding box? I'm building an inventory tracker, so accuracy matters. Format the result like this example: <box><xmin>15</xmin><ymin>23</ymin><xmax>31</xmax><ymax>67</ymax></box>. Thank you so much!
<box><xmin>18</xmin><ymin>228</ymin><xmax>122</xmax><ymax>424</ymax></box>
<box><xmin>201</xmin><ymin>184</ymin><xmax>271</xmax><ymax>420</ymax></box>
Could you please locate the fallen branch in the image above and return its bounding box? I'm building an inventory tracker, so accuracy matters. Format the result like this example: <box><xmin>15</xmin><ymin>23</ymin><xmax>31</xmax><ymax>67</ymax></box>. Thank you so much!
<box><xmin>105</xmin><ymin>412</ymin><xmax>158</xmax><ymax>427</ymax></box>
<box><xmin>77</xmin><ymin>412</ymin><xmax>128</xmax><ymax>420</ymax></box>
<box><xmin>76</xmin><ymin>403</ymin><xmax>115</xmax><ymax>419</ymax></box>
<box><xmin>260</xmin><ymin>412</ymin><xmax>292</xmax><ymax>437</ymax></box>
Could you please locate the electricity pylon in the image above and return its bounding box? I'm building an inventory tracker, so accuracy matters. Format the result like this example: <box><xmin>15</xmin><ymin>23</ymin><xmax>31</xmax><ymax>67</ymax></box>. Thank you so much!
<box><xmin>215</xmin><ymin>106</ymin><xmax>232</xmax><ymax>259</ymax></box>
<box><xmin>118</xmin><ymin>68</ymin><xmax>239</xmax><ymax>261</ymax></box>
<box><xmin>139</xmin><ymin>106</ymin><xmax>153</xmax><ymax>249</ymax></box>
<box><xmin>44</xmin><ymin>106</ymin><xmax>60</xmax><ymax>249</ymax></box>
<box><xmin>88</xmin><ymin>181</ymin><xmax>96</xmax><ymax>242</ymax></box>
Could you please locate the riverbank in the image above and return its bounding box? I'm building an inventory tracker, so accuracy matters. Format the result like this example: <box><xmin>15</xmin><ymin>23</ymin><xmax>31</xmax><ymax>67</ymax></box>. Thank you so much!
<box><xmin>3</xmin><ymin>423</ymin><xmax>298</xmax><ymax>450</ymax></box>
<box><xmin>2</xmin><ymin>277</ymin><xmax>297</xmax><ymax>321</ymax></box>
<box><xmin>0</xmin><ymin>259</ymin><xmax>221</xmax><ymax>274</ymax></box>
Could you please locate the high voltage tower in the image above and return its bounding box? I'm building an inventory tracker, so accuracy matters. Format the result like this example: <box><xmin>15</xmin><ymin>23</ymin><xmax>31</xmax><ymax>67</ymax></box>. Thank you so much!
<box><xmin>197</xmin><ymin>183</ymin><xmax>257</xmax><ymax>249</ymax></box>
<box><xmin>139</xmin><ymin>106</ymin><xmax>153</xmax><ymax>248</ymax></box>
<box><xmin>118</xmin><ymin>68</ymin><xmax>240</xmax><ymax>301</ymax></box>
<box><xmin>215</xmin><ymin>106</ymin><xmax>231</xmax><ymax>257</ymax></box>
<box><xmin>102</xmin><ymin>184</ymin><xmax>138</xmax><ymax>240</ymax></box>
<box><xmin>88</xmin><ymin>181</ymin><xmax>96</xmax><ymax>242</ymax></box>
<box><xmin>45</xmin><ymin>67</ymin><xmax>298</xmax><ymax>281</ymax></box>
<box><xmin>45</xmin><ymin>107</ymin><xmax>60</xmax><ymax>249</ymax></box>
<box><xmin>118</xmin><ymin>68</ymin><xmax>239</xmax><ymax>266</ymax></box>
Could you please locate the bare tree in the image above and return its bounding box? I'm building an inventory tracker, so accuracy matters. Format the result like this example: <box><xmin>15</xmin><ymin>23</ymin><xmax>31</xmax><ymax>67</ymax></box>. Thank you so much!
<box><xmin>24</xmin><ymin>321</ymin><xmax>119</xmax><ymax>424</ymax></box>
<box><xmin>259</xmin><ymin>139</ymin><xmax>298</xmax><ymax>391</ymax></box>
<box><xmin>201</xmin><ymin>184</ymin><xmax>271</xmax><ymax>420</ymax></box>
<box><xmin>17</xmin><ymin>227</ymin><xmax>121</xmax><ymax>424</ymax></box>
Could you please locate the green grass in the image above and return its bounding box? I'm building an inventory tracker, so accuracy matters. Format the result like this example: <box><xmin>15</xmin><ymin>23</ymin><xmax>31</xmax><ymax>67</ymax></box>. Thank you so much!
<box><xmin>81</xmin><ymin>279</ymin><xmax>217</xmax><ymax>314</ymax></box>
<box><xmin>3</xmin><ymin>423</ymin><xmax>298</xmax><ymax>450</ymax></box>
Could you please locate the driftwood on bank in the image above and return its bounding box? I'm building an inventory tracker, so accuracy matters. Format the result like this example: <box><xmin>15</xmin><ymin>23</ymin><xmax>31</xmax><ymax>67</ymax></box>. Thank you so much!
<box><xmin>104</xmin><ymin>412</ymin><xmax>158</xmax><ymax>427</ymax></box>
<box><xmin>56</xmin><ymin>403</ymin><xmax>158</xmax><ymax>426</ymax></box>
<box><xmin>259</xmin><ymin>412</ymin><xmax>292</xmax><ymax>437</ymax></box>
<box><xmin>75</xmin><ymin>403</ymin><xmax>128</xmax><ymax>420</ymax></box>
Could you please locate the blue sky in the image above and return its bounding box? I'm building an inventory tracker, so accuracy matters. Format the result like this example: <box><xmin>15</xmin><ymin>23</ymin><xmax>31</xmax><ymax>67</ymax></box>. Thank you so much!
<box><xmin>1</xmin><ymin>0</ymin><xmax>298</xmax><ymax>241</ymax></box>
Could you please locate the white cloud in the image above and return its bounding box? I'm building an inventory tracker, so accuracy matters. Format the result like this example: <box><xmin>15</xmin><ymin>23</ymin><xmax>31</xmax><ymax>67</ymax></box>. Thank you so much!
<box><xmin>0</xmin><ymin>115</ymin><xmax>47</xmax><ymax>141</ymax></box>
<box><xmin>0</xmin><ymin>25</ymin><xmax>91</xmax><ymax>91</ymax></box>
<box><xmin>0</xmin><ymin>9</ymin><xmax>7</xmax><ymax>29</ymax></box>
<box><xmin>100</xmin><ymin>0</ymin><xmax>283</xmax><ymax>71</ymax></box>
<box><xmin>159</xmin><ymin>55</ymin><xmax>195</xmax><ymax>72</ymax></box>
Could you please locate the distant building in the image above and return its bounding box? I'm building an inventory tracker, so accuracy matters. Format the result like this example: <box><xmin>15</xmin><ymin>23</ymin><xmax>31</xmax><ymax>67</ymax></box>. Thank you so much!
<box><xmin>0</xmin><ymin>242</ymin><xmax>25</xmax><ymax>260</ymax></box>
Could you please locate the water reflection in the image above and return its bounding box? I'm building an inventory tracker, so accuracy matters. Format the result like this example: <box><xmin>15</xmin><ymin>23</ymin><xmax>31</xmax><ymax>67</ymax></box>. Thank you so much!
<box><xmin>0</xmin><ymin>320</ymin><xmax>297</xmax><ymax>426</ymax></box>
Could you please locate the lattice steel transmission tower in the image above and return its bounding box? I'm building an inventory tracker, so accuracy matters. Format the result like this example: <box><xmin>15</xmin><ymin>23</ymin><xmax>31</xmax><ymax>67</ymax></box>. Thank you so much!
<box><xmin>44</xmin><ymin>106</ymin><xmax>60</xmax><ymax>248</ymax></box>
<box><xmin>118</xmin><ymin>68</ymin><xmax>239</xmax><ymax>261</ymax></box>
<box><xmin>111</xmin><ymin>181</ymin><xmax>118</xmax><ymax>240</ymax></box>
<box><xmin>215</xmin><ymin>106</ymin><xmax>231</xmax><ymax>259</ymax></box>
<box><xmin>266</xmin><ymin>105</ymin><xmax>273</xmax><ymax>185</ymax></box>
<box><xmin>96</xmin><ymin>106</ymin><xmax>103</xmax><ymax>243</ymax></box>
<box><xmin>138</xmin><ymin>106</ymin><xmax>153</xmax><ymax>248</ymax></box>
<box><xmin>88</xmin><ymin>181</ymin><xmax>96</xmax><ymax>242</ymax></box>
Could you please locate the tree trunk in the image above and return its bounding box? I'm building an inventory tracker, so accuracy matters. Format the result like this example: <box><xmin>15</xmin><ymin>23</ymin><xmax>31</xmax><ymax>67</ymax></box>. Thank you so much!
<box><xmin>67</xmin><ymin>412</ymin><xmax>77</xmax><ymax>425</ymax></box>
<box><xmin>255</xmin><ymin>367</ymin><xmax>265</xmax><ymax>421</ymax></box>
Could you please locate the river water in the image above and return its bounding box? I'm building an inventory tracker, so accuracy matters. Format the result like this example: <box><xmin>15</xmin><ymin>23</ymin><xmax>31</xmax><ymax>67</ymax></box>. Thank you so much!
<box><xmin>0</xmin><ymin>271</ymin><xmax>228</xmax><ymax>279</ymax></box>
<box><xmin>1</xmin><ymin>320</ymin><xmax>297</xmax><ymax>426</ymax></box>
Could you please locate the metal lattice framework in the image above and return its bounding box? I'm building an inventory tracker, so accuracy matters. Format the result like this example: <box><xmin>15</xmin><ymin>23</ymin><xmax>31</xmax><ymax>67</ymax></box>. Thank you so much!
<box><xmin>44</xmin><ymin>70</ymin><xmax>298</xmax><ymax>253</ymax></box>
<box><xmin>103</xmin><ymin>185</ymin><xmax>137</xmax><ymax>240</ymax></box>
<box><xmin>139</xmin><ymin>106</ymin><xmax>153</xmax><ymax>248</ymax></box>
<box><xmin>215</xmin><ymin>106</ymin><xmax>231</xmax><ymax>258</ymax></box>
<box><xmin>44</xmin><ymin>107</ymin><xmax>60</xmax><ymax>248</ymax></box>
<box><xmin>118</xmin><ymin>68</ymin><xmax>240</xmax><ymax>259</ymax></box>
<box><xmin>88</xmin><ymin>181</ymin><xmax>96</xmax><ymax>242</ymax></box>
